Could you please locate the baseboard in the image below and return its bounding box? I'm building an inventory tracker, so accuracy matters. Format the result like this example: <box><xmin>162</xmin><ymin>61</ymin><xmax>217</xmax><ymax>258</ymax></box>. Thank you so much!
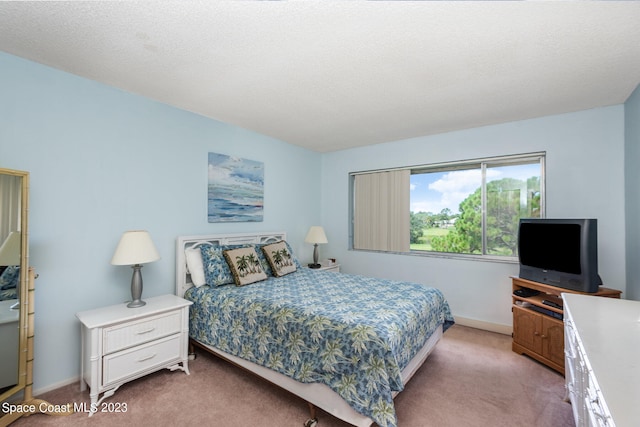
<box><xmin>33</xmin><ymin>375</ymin><xmax>79</xmax><ymax>396</ymax></box>
<box><xmin>454</xmin><ymin>316</ymin><xmax>512</xmax><ymax>336</ymax></box>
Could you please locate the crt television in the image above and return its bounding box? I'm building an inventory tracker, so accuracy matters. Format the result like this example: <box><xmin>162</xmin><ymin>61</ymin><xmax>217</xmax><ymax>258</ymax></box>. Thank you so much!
<box><xmin>517</xmin><ymin>218</ymin><xmax>602</xmax><ymax>293</ymax></box>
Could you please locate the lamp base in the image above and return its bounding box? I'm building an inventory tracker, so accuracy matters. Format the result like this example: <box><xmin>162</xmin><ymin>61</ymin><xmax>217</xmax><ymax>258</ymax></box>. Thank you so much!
<box><xmin>127</xmin><ymin>264</ymin><xmax>146</xmax><ymax>309</ymax></box>
<box><xmin>310</xmin><ymin>243</ymin><xmax>322</xmax><ymax>269</ymax></box>
<box><xmin>127</xmin><ymin>299</ymin><xmax>146</xmax><ymax>308</ymax></box>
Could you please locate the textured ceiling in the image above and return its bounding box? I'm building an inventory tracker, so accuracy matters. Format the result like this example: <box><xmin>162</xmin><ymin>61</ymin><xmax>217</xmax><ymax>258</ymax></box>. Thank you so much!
<box><xmin>1</xmin><ymin>1</ymin><xmax>639</xmax><ymax>153</ymax></box>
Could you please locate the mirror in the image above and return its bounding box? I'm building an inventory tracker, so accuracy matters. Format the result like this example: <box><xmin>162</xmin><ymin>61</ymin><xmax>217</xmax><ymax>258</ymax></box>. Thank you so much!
<box><xmin>0</xmin><ymin>168</ymin><xmax>29</xmax><ymax>420</ymax></box>
<box><xmin>0</xmin><ymin>169</ymin><xmax>64</xmax><ymax>424</ymax></box>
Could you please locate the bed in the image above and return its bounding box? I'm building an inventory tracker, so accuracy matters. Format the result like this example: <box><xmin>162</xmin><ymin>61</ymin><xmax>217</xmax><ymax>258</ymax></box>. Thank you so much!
<box><xmin>0</xmin><ymin>266</ymin><xmax>19</xmax><ymax>301</ymax></box>
<box><xmin>176</xmin><ymin>232</ymin><xmax>454</xmax><ymax>427</ymax></box>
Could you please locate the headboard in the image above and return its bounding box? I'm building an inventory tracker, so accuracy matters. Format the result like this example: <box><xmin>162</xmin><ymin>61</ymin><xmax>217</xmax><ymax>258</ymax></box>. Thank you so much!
<box><xmin>175</xmin><ymin>231</ymin><xmax>286</xmax><ymax>298</ymax></box>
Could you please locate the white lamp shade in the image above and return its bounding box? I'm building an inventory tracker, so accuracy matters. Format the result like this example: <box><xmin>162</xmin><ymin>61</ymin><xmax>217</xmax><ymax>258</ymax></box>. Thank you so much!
<box><xmin>111</xmin><ymin>230</ymin><xmax>160</xmax><ymax>266</ymax></box>
<box><xmin>0</xmin><ymin>231</ymin><xmax>21</xmax><ymax>265</ymax></box>
<box><xmin>305</xmin><ymin>226</ymin><xmax>328</xmax><ymax>244</ymax></box>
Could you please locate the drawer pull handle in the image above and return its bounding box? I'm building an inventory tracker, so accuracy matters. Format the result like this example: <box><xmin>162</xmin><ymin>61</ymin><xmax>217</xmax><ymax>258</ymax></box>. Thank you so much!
<box><xmin>137</xmin><ymin>353</ymin><xmax>157</xmax><ymax>362</ymax></box>
<box><xmin>136</xmin><ymin>327</ymin><xmax>156</xmax><ymax>335</ymax></box>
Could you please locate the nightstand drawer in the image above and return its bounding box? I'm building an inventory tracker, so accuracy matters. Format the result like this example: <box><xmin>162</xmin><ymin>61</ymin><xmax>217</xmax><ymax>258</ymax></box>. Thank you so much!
<box><xmin>103</xmin><ymin>334</ymin><xmax>181</xmax><ymax>385</ymax></box>
<box><xmin>103</xmin><ymin>311</ymin><xmax>181</xmax><ymax>354</ymax></box>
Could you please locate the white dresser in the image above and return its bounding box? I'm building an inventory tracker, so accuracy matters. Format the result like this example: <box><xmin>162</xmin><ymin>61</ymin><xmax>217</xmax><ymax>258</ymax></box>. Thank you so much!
<box><xmin>563</xmin><ymin>293</ymin><xmax>640</xmax><ymax>427</ymax></box>
<box><xmin>76</xmin><ymin>294</ymin><xmax>192</xmax><ymax>415</ymax></box>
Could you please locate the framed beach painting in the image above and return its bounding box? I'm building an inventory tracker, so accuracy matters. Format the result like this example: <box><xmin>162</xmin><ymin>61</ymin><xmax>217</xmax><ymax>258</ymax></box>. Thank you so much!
<box><xmin>208</xmin><ymin>152</ymin><xmax>264</xmax><ymax>222</ymax></box>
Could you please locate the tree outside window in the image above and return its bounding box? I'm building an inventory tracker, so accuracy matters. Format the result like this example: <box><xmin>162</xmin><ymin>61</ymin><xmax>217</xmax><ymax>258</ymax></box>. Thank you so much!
<box><xmin>409</xmin><ymin>157</ymin><xmax>543</xmax><ymax>258</ymax></box>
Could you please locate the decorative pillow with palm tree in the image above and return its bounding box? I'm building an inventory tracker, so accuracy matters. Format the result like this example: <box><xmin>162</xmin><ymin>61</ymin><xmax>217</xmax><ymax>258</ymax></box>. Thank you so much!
<box><xmin>223</xmin><ymin>246</ymin><xmax>268</xmax><ymax>286</ymax></box>
<box><xmin>261</xmin><ymin>241</ymin><xmax>297</xmax><ymax>277</ymax></box>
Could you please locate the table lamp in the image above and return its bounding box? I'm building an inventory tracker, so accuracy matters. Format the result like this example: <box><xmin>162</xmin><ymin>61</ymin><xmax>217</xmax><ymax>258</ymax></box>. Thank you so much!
<box><xmin>305</xmin><ymin>226</ymin><xmax>328</xmax><ymax>269</ymax></box>
<box><xmin>111</xmin><ymin>230</ymin><xmax>160</xmax><ymax>308</ymax></box>
<box><xmin>0</xmin><ymin>231</ymin><xmax>20</xmax><ymax>266</ymax></box>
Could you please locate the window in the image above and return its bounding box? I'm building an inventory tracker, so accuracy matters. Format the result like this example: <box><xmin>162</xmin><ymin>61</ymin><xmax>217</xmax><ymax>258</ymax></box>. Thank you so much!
<box><xmin>351</xmin><ymin>153</ymin><xmax>544</xmax><ymax>260</ymax></box>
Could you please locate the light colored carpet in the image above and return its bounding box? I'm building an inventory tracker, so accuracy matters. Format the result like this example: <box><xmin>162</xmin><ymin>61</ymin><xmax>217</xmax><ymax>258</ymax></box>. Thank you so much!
<box><xmin>7</xmin><ymin>325</ymin><xmax>574</xmax><ymax>426</ymax></box>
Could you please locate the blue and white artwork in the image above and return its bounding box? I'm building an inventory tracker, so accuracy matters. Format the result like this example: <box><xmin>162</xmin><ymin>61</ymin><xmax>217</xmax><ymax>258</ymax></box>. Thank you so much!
<box><xmin>208</xmin><ymin>153</ymin><xmax>264</xmax><ymax>222</ymax></box>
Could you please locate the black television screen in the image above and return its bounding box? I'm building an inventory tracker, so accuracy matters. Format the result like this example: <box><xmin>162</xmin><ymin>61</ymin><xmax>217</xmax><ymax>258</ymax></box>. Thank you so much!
<box><xmin>517</xmin><ymin>218</ymin><xmax>602</xmax><ymax>292</ymax></box>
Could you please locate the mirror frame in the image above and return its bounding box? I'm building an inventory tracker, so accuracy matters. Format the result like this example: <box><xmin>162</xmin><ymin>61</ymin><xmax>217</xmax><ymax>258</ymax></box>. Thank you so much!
<box><xmin>0</xmin><ymin>169</ymin><xmax>66</xmax><ymax>424</ymax></box>
<box><xmin>0</xmin><ymin>168</ymin><xmax>29</xmax><ymax>415</ymax></box>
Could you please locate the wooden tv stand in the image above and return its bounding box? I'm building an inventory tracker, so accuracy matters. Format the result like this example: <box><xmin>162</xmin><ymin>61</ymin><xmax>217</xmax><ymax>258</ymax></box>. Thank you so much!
<box><xmin>511</xmin><ymin>277</ymin><xmax>621</xmax><ymax>375</ymax></box>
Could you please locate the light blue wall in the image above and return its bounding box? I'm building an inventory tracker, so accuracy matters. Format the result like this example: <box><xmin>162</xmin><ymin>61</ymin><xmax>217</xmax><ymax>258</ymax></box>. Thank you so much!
<box><xmin>625</xmin><ymin>84</ymin><xmax>640</xmax><ymax>301</ymax></box>
<box><xmin>0</xmin><ymin>49</ymin><xmax>634</xmax><ymax>394</ymax></box>
<box><xmin>321</xmin><ymin>106</ymin><xmax>627</xmax><ymax>328</ymax></box>
<box><xmin>0</xmin><ymin>52</ymin><xmax>322</xmax><ymax>392</ymax></box>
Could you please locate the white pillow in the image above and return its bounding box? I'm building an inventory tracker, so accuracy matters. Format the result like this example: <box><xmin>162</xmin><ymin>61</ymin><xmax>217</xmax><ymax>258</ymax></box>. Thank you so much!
<box><xmin>185</xmin><ymin>247</ymin><xmax>206</xmax><ymax>287</ymax></box>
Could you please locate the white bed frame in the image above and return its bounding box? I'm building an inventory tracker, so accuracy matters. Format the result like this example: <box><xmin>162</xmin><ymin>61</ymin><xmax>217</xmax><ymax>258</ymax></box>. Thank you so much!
<box><xmin>176</xmin><ymin>232</ymin><xmax>443</xmax><ymax>427</ymax></box>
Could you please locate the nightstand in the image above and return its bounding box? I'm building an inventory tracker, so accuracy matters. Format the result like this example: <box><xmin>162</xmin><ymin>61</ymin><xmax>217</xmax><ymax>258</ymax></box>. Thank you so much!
<box><xmin>76</xmin><ymin>294</ymin><xmax>192</xmax><ymax>416</ymax></box>
<box><xmin>307</xmin><ymin>260</ymin><xmax>340</xmax><ymax>273</ymax></box>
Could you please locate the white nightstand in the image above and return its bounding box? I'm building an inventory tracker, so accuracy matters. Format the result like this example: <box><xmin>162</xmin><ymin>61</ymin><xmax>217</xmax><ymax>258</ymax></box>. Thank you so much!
<box><xmin>307</xmin><ymin>260</ymin><xmax>341</xmax><ymax>273</ymax></box>
<box><xmin>76</xmin><ymin>294</ymin><xmax>192</xmax><ymax>416</ymax></box>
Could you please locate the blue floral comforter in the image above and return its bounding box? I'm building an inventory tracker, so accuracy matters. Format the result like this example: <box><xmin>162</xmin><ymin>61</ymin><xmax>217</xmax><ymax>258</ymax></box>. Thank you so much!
<box><xmin>186</xmin><ymin>268</ymin><xmax>454</xmax><ymax>427</ymax></box>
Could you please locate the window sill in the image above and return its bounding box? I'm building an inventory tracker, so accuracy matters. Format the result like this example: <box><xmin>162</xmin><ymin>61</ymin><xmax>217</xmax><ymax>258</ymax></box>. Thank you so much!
<box><xmin>351</xmin><ymin>248</ymin><xmax>519</xmax><ymax>264</ymax></box>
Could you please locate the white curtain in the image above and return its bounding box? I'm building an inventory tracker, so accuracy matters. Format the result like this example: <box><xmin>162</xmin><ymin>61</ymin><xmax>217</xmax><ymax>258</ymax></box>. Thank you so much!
<box><xmin>0</xmin><ymin>175</ymin><xmax>21</xmax><ymax>242</ymax></box>
<box><xmin>353</xmin><ymin>169</ymin><xmax>410</xmax><ymax>252</ymax></box>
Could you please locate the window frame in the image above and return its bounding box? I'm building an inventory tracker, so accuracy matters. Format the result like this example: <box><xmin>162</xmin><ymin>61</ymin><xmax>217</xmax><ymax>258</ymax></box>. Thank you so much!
<box><xmin>349</xmin><ymin>152</ymin><xmax>546</xmax><ymax>263</ymax></box>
